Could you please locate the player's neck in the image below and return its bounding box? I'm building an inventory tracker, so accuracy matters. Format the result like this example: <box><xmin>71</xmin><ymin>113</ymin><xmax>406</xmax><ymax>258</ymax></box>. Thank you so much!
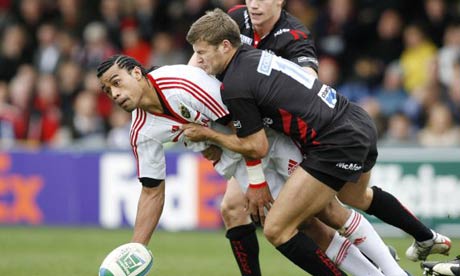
<box><xmin>140</xmin><ymin>79</ymin><xmax>163</xmax><ymax>114</ymax></box>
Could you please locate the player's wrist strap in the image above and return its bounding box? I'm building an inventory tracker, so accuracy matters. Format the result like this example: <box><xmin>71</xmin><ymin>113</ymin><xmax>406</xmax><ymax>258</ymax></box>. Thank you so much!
<box><xmin>246</xmin><ymin>159</ymin><xmax>267</xmax><ymax>189</ymax></box>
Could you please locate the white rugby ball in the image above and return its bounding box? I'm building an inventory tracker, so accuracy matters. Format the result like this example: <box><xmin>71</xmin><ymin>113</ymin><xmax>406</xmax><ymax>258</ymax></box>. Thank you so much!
<box><xmin>99</xmin><ymin>243</ymin><xmax>154</xmax><ymax>276</ymax></box>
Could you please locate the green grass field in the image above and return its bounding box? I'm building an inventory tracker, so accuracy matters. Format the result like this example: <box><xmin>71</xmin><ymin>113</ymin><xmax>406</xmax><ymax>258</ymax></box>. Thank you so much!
<box><xmin>0</xmin><ymin>227</ymin><xmax>458</xmax><ymax>276</ymax></box>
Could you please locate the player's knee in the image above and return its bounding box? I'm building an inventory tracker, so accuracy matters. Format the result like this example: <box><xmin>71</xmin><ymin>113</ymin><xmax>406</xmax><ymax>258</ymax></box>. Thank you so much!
<box><xmin>220</xmin><ymin>194</ymin><xmax>246</xmax><ymax>223</ymax></box>
<box><xmin>263</xmin><ymin>221</ymin><xmax>289</xmax><ymax>246</ymax></box>
<box><xmin>338</xmin><ymin>188</ymin><xmax>373</xmax><ymax>210</ymax></box>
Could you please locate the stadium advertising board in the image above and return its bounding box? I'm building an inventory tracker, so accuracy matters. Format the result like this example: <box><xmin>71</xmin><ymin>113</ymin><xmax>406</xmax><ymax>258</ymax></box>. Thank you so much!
<box><xmin>1</xmin><ymin>148</ymin><xmax>459</xmax><ymax>236</ymax></box>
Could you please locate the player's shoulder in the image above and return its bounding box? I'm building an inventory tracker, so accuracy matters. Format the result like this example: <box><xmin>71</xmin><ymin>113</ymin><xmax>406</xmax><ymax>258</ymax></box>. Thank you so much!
<box><xmin>272</xmin><ymin>10</ymin><xmax>311</xmax><ymax>42</ymax></box>
<box><xmin>227</xmin><ymin>4</ymin><xmax>247</xmax><ymax>19</ymax></box>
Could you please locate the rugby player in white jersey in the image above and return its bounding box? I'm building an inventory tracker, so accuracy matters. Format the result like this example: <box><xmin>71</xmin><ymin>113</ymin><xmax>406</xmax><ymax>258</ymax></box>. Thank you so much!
<box><xmin>97</xmin><ymin>54</ymin><xmax>389</xmax><ymax>275</ymax></box>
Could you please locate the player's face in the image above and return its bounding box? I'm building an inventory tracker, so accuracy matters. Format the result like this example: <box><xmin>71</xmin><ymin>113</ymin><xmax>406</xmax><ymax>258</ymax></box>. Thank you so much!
<box><xmin>246</xmin><ymin>0</ymin><xmax>283</xmax><ymax>27</ymax></box>
<box><xmin>99</xmin><ymin>65</ymin><xmax>144</xmax><ymax>112</ymax></box>
<box><xmin>192</xmin><ymin>40</ymin><xmax>227</xmax><ymax>75</ymax></box>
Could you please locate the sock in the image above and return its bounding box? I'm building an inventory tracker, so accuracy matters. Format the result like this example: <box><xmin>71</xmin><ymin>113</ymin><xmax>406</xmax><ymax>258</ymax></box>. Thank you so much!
<box><xmin>366</xmin><ymin>186</ymin><xmax>433</xmax><ymax>242</ymax></box>
<box><xmin>276</xmin><ymin>232</ymin><xmax>346</xmax><ymax>276</ymax></box>
<box><xmin>326</xmin><ymin>232</ymin><xmax>384</xmax><ymax>275</ymax></box>
<box><xmin>226</xmin><ymin>223</ymin><xmax>261</xmax><ymax>276</ymax></box>
<box><xmin>342</xmin><ymin>209</ymin><xmax>406</xmax><ymax>276</ymax></box>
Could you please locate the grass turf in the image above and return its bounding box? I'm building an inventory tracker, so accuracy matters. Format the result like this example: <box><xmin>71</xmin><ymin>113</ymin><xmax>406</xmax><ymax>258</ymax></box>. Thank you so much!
<box><xmin>0</xmin><ymin>227</ymin><xmax>458</xmax><ymax>276</ymax></box>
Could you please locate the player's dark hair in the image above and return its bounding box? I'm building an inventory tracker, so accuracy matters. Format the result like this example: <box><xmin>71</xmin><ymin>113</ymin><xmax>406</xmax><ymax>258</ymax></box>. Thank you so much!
<box><xmin>96</xmin><ymin>54</ymin><xmax>148</xmax><ymax>78</ymax></box>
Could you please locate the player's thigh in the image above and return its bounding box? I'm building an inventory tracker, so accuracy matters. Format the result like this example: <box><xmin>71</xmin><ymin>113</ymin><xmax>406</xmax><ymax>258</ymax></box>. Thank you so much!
<box><xmin>337</xmin><ymin>171</ymin><xmax>372</xmax><ymax>210</ymax></box>
<box><xmin>264</xmin><ymin>167</ymin><xmax>337</xmax><ymax>242</ymax></box>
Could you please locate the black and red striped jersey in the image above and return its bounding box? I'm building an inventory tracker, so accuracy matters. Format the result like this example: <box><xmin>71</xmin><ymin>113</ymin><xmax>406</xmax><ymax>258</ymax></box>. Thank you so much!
<box><xmin>218</xmin><ymin>45</ymin><xmax>349</xmax><ymax>150</ymax></box>
<box><xmin>228</xmin><ymin>5</ymin><xmax>318</xmax><ymax>71</ymax></box>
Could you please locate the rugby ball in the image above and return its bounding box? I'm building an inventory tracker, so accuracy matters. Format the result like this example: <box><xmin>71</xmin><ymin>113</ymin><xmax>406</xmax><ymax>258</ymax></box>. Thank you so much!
<box><xmin>99</xmin><ymin>243</ymin><xmax>154</xmax><ymax>276</ymax></box>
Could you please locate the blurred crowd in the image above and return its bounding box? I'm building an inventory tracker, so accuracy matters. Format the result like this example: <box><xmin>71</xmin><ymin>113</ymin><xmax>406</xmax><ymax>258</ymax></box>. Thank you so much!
<box><xmin>0</xmin><ymin>0</ymin><xmax>459</xmax><ymax>150</ymax></box>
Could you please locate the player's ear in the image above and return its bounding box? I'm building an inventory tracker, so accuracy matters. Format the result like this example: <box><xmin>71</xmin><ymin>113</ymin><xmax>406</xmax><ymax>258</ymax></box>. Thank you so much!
<box><xmin>132</xmin><ymin>66</ymin><xmax>143</xmax><ymax>81</ymax></box>
<box><xmin>222</xmin><ymin>39</ymin><xmax>233</xmax><ymax>53</ymax></box>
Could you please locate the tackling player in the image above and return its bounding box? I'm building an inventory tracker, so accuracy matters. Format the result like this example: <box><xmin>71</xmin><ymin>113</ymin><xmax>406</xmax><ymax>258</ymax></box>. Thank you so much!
<box><xmin>96</xmin><ymin>54</ymin><xmax>387</xmax><ymax>275</ymax></box>
<box><xmin>184</xmin><ymin>8</ymin><xmax>450</xmax><ymax>275</ymax></box>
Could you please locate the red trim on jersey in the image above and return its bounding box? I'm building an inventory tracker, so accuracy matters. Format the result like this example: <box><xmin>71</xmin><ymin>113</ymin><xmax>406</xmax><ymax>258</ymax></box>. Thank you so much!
<box><xmin>156</xmin><ymin>77</ymin><xmax>228</xmax><ymax>117</ymax></box>
<box><xmin>147</xmin><ymin>74</ymin><xmax>189</xmax><ymax>124</ymax></box>
<box><xmin>253</xmin><ymin>31</ymin><xmax>261</xmax><ymax>48</ymax></box>
<box><xmin>311</xmin><ymin>128</ymin><xmax>320</xmax><ymax>145</ymax></box>
<box><xmin>194</xmin><ymin>111</ymin><xmax>201</xmax><ymax>121</ymax></box>
<box><xmin>279</xmin><ymin>108</ymin><xmax>292</xmax><ymax>135</ymax></box>
<box><xmin>246</xmin><ymin>159</ymin><xmax>262</xmax><ymax>166</ymax></box>
<box><xmin>130</xmin><ymin>109</ymin><xmax>147</xmax><ymax>177</ymax></box>
<box><xmin>227</xmin><ymin>4</ymin><xmax>246</xmax><ymax>14</ymax></box>
<box><xmin>296</xmin><ymin>117</ymin><xmax>308</xmax><ymax>143</ymax></box>
<box><xmin>172</xmin><ymin>130</ymin><xmax>184</xmax><ymax>142</ymax></box>
<box><xmin>289</xmin><ymin>29</ymin><xmax>308</xmax><ymax>40</ymax></box>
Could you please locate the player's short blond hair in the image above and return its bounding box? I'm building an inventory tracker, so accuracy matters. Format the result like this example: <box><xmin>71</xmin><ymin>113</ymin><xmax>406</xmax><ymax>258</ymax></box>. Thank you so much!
<box><xmin>186</xmin><ymin>8</ymin><xmax>241</xmax><ymax>48</ymax></box>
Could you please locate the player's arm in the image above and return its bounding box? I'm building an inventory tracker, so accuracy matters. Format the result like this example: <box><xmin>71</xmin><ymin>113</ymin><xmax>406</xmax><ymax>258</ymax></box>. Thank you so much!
<box><xmin>131</xmin><ymin>180</ymin><xmax>165</xmax><ymax>245</ymax></box>
<box><xmin>182</xmin><ymin>124</ymin><xmax>268</xmax><ymax>159</ymax></box>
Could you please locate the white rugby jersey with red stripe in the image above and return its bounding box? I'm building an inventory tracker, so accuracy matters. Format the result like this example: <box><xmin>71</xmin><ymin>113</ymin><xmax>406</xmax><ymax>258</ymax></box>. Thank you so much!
<box><xmin>130</xmin><ymin>65</ymin><xmax>231</xmax><ymax>180</ymax></box>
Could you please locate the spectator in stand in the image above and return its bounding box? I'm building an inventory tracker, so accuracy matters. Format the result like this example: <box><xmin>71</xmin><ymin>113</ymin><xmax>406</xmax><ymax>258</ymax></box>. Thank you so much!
<box><xmin>77</xmin><ymin>21</ymin><xmax>117</xmax><ymax>70</ymax></box>
<box><xmin>285</xmin><ymin>0</ymin><xmax>317</xmax><ymax>29</ymax></box>
<box><xmin>148</xmin><ymin>31</ymin><xmax>187</xmax><ymax>67</ymax></box>
<box><xmin>34</xmin><ymin>22</ymin><xmax>60</xmax><ymax>74</ymax></box>
<box><xmin>120</xmin><ymin>18</ymin><xmax>151</xmax><ymax>66</ymax></box>
<box><xmin>379</xmin><ymin>112</ymin><xmax>418</xmax><ymax>147</ymax></box>
<box><xmin>419</xmin><ymin>0</ymin><xmax>452</xmax><ymax>47</ymax></box>
<box><xmin>69</xmin><ymin>90</ymin><xmax>106</xmax><ymax>149</ymax></box>
<box><xmin>442</xmin><ymin>58</ymin><xmax>460</xmax><ymax>124</ymax></box>
<box><xmin>0</xmin><ymin>81</ymin><xmax>15</xmax><ymax>148</ymax></box>
<box><xmin>132</xmin><ymin>0</ymin><xmax>170</xmax><ymax>42</ymax></box>
<box><xmin>374</xmin><ymin>62</ymin><xmax>408</xmax><ymax>118</ymax></box>
<box><xmin>99</xmin><ymin>0</ymin><xmax>123</xmax><ymax>49</ymax></box>
<box><xmin>28</xmin><ymin>74</ymin><xmax>61</xmax><ymax>145</ymax></box>
<box><xmin>368</xmin><ymin>9</ymin><xmax>404</xmax><ymax>81</ymax></box>
<box><xmin>0</xmin><ymin>24</ymin><xmax>27</xmax><ymax>81</ymax></box>
<box><xmin>437</xmin><ymin>22</ymin><xmax>460</xmax><ymax>88</ymax></box>
<box><xmin>56</xmin><ymin>60</ymin><xmax>83</xmax><ymax>124</ymax></box>
<box><xmin>106</xmin><ymin>104</ymin><xmax>131</xmax><ymax>149</ymax></box>
<box><xmin>400</xmin><ymin>23</ymin><xmax>437</xmax><ymax>93</ymax></box>
<box><xmin>7</xmin><ymin>65</ymin><xmax>36</xmax><ymax>141</ymax></box>
<box><xmin>318</xmin><ymin>56</ymin><xmax>341</xmax><ymax>87</ymax></box>
<box><xmin>418</xmin><ymin>103</ymin><xmax>460</xmax><ymax>147</ymax></box>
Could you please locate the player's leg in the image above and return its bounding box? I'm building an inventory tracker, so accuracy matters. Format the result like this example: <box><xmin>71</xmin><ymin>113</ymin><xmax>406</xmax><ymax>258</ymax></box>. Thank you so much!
<box><xmin>221</xmin><ymin>176</ymin><xmax>261</xmax><ymax>276</ymax></box>
<box><xmin>317</xmin><ymin>172</ymin><xmax>405</xmax><ymax>275</ymax></box>
<box><xmin>301</xmin><ymin>217</ymin><xmax>384</xmax><ymax>275</ymax></box>
<box><xmin>264</xmin><ymin>166</ymin><xmax>346</xmax><ymax>275</ymax></box>
<box><xmin>338</xmin><ymin>172</ymin><xmax>451</xmax><ymax>261</ymax></box>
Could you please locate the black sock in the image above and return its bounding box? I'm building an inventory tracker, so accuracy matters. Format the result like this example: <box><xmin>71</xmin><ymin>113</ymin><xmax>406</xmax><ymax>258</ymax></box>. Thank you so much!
<box><xmin>276</xmin><ymin>232</ymin><xmax>346</xmax><ymax>276</ymax></box>
<box><xmin>366</xmin><ymin>186</ymin><xmax>433</xmax><ymax>242</ymax></box>
<box><xmin>226</xmin><ymin>223</ymin><xmax>261</xmax><ymax>276</ymax></box>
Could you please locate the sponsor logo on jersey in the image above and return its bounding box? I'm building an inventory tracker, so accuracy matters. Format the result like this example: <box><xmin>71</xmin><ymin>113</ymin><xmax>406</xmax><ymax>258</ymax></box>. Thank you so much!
<box><xmin>233</xmin><ymin>120</ymin><xmax>242</xmax><ymax>128</ymax></box>
<box><xmin>257</xmin><ymin>51</ymin><xmax>273</xmax><ymax>76</ymax></box>
<box><xmin>274</xmin><ymin>28</ymin><xmax>291</xmax><ymax>37</ymax></box>
<box><xmin>298</xmin><ymin>56</ymin><xmax>319</xmax><ymax>66</ymax></box>
<box><xmin>336</xmin><ymin>162</ymin><xmax>362</xmax><ymax>171</ymax></box>
<box><xmin>317</xmin><ymin>85</ymin><xmax>337</xmax><ymax>108</ymax></box>
<box><xmin>288</xmin><ymin>159</ymin><xmax>299</xmax><ymax>175</ymax></box>
<box><xmin>240</xmin><ymin>34</ymin><xmax>253</xmax><ymax>45</ymax></box>
<box><xmin>243</xmin><ymin>10</ymin><xmax>250</xmax><ymax>29</ymax></box>
<box><xmin>180</xmin><ymin>104</ymin><xmax>191</xmax><ymax>119</ymax></box>
<box><xmin>262</xmin><ymin>117</ymin><xmax>273</xmax><ymax>126</ymax></box>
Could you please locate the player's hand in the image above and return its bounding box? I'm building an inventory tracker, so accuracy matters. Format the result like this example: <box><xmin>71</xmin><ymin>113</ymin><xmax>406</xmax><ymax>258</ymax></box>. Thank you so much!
<box><xmin>182</xmin><ymin>123</ymin><xmax>209</xmax><ymax>142</ymax></box>
<box><xmin>201</xmin><ymin>145</ymin><xmax>222</xmax><ymax>161</ymax></box>
<box><xmin>245</xmin><ymin>183</ymin><xmax>274</xmax><ymax>227</ymax></box>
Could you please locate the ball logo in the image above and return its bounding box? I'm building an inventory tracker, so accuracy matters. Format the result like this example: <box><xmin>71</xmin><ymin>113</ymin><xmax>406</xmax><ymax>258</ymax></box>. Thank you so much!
<box><xmin>116</xmin><ymin>251</ymin><xmax>146</xmax><ymax>275</ymax></box>
<box><xmin>180</xmin><ymin>105</ymin><xmax>191</xmax><ymax>119</ymax></box>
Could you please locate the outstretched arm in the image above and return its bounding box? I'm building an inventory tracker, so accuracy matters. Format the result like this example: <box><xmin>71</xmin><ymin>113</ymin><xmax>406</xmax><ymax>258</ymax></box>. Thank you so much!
<box><xmin>131</xmin><ymin>181</ymin><xmax>165</xmax><ymax>245</ymax></box>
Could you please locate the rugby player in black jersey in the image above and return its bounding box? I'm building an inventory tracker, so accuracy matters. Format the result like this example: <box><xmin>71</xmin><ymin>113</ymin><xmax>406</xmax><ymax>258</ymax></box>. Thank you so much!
<box><xmin>189</xmin><ymin>2</ymin><xmax>406</xmax><ymax>276</ymax></box>
<box><xmin>184</xmin><ymin>8</ymin><xmax>450</xmax><ymax>276</ymax></box>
